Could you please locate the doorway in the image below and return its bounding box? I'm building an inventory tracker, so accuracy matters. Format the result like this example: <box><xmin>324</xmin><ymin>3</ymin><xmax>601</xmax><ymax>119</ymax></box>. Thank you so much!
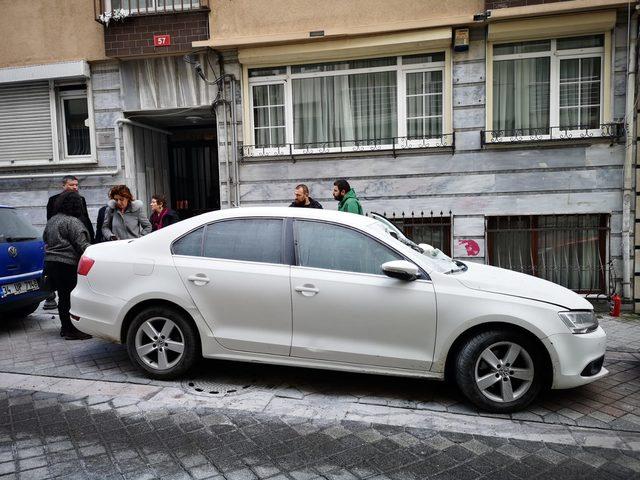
<box><xmin>169</xmin><ymin>141</ymin><xmax>220</xmax><ymax>219</ymax></box>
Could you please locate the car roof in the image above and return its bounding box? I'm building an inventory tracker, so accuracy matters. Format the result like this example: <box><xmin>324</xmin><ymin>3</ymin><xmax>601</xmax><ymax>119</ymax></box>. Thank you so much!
<box><xmin>192</xmin><ymin>206</ymin><xmax>378</xmax><ymax>228</ymax></box>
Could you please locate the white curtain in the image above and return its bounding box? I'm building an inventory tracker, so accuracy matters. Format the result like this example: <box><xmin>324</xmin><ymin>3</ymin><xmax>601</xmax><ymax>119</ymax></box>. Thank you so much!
<box><xmin>560</xmin><ymin>57</ymin><xmax>601</xmax><ymax>129</ymax></box>
<box><xmin>293</xmin><ymin>68</ymin><xmax>397</xmax><ymax>148</ymax></box>
<box><xmin>493</xmin><ymin>58</ymin><xmax>550</xmax><ymax>134</ymax></box>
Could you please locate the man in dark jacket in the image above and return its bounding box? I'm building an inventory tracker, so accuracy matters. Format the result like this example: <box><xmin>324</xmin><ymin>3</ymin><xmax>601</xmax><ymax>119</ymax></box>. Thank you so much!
<box><xmin>289</xmin><ymin>184</ymin><xmax>323</xmax><ymax>209</ymax></box>
<box><xmin>46</xmin><ymin>176</ymin><xmax>95</xmax><ymax>242</ymax></box>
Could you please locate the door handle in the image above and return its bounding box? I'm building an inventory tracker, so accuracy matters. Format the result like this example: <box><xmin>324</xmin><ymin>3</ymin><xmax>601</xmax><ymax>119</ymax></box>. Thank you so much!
<box><xmin>187</xmin><ymin>274</ymin><xmax>210</xmax><ymax>286</ymax></box>
<box><xmin>295</xmin><ymin>284</ymin><xmax>319</xmax><ymax>296</ymax></box>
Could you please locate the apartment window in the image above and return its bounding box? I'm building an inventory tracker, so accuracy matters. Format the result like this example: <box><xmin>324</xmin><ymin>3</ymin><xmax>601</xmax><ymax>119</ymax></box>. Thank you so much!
<box><xmin>108</xmin><ymin>0</ymin><xmax>201</xmax><ymax>12</ymax></box>
<box><xmin>487</xmin><ymin>214</ymin><xmax>609</xmax><ymax>293</ymax></box>
<box><xmin>58</xmin><ymin>88</ymin><xmax>91</xmax><ymax>157</ymax></box>
<box><xmin>491</xmin><ymin>35</ymin><xmax>605</xmax><ymax>140</ymax></box>
<box><xmin>246</xmin><ymin>52</ymin><xmax>448</xmax><ymax>155</ymax></box>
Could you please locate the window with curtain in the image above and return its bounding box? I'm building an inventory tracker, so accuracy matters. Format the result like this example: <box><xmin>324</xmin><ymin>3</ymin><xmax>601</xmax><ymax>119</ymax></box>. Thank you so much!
<box><xmin>248</xmin><ymin>52</ymin><xmax>446</xmax><ymax>153</ymax></box>
<box><xmin>492</xmin><ymin>35</ymin><xmax>604</xmax><ymax>138</ymax></box>
<box><xmin>487</xmin><ymin>214</ymin><xmax>609</xmax><ymax>293</ymax></box>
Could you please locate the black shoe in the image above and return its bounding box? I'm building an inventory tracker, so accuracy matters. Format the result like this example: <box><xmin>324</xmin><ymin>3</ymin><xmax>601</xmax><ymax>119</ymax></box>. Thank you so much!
<box><xmin>64</xmin><ymin>331</ymin><xmax>92</xmax><ymax>341</ymax></box>
<box><xmin>43</xmin><ymin>300</ymin><xmax>58</xmax><ymax>310</ymax></box>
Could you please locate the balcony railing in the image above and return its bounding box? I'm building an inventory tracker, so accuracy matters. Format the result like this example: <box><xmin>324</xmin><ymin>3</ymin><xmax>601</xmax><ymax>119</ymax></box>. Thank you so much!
<box><xmin>481</xmin><ymin>123</ymin><xmax>623</xmax><ymax>146</ymax></box>
<box><xmin>94</xmin><ymin>0</ymin><xmax>209</xmax><ymax>22</ymax></box>
<box><xmin>241</xmin><ymin>134</ymin><xmax>455</xmax><ymax>159</ymax></box>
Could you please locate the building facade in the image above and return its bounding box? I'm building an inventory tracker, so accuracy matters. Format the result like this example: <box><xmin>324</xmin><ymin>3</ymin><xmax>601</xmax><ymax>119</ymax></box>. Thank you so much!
<box><xmin>0</xmin><ymin>0</ymin><xmax>637</xmax><ymax>306</ymax></box>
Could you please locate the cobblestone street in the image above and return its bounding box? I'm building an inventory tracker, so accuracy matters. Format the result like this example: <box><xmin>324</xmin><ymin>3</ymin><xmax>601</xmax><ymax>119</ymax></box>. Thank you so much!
<box><xmin>0</xmin><ymin>308</ymin><xmax>639</xmax><ymax>479</ymax></box>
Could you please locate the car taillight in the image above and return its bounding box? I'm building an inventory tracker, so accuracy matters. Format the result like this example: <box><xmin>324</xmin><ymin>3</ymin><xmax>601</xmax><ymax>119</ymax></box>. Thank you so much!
<box><xmin>78</xmin><ymin>256</ymin><xmax>95</xmax><ymax>276</ymax></box>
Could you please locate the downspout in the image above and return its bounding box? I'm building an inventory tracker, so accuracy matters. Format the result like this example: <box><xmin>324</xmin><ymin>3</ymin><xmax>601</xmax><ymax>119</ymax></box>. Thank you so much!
<box><xmin>214</xmin><ymin>50</ymin><xmax>233</xmax><ymax>208</ymax></box>
<box><xmin>622</xmin><ymin>10</ymin><xmax>638</xmax><ymax>301</ymax></box>
<box><xmin>230</xmin><ymin>76</ymin><xmax>240</xmax><ymax>206</ymax></box>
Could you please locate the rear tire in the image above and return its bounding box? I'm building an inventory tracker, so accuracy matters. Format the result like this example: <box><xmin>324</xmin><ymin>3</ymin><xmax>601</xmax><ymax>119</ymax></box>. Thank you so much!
<box><xmin>454</xmin><ymin>329</ymin><xmax>546</xmax><ymax>413</ymax></box>
<box><xmin>126</xmin><ymin>306</ymin><xmax>199</xmax><ymax>379</ymax></box>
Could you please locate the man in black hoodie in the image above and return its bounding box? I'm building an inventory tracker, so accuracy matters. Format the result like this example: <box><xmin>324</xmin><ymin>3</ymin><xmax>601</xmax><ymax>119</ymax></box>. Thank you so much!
<box><xmin>289</xmin><ymin>184</ymin><xmax>323</xmax><ymax>209</ymax></box>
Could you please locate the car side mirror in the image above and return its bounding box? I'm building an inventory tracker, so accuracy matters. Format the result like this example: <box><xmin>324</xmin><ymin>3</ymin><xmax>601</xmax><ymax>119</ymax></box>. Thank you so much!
<box><xmin>381</xmin><ymin>260</ymin><xmax>420</xmax><ymax>281</ymax></box>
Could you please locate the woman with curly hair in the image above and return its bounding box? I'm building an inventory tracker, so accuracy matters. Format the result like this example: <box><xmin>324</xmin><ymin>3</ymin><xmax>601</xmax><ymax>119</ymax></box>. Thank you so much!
<box><xmin>102</xmin><ymin>185</ymin><xmax>152</xmax><ymax>241</ymax></box>
<box><xmin>43</xmin><ymin>191</ymin><xmax>92</xmax><ymax>340</ymax></box>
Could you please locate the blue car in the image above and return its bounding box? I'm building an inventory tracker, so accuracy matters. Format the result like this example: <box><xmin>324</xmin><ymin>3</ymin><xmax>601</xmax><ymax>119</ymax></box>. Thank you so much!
<box><xmin>0</xmin><ymin>206</ymin><xmax>49</xmax><ymax>318</ymax></box>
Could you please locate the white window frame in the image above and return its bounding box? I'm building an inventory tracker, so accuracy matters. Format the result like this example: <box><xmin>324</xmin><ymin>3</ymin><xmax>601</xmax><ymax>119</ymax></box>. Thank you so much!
<box><xmin>246</xmin><ymin>54</ymin><xmax>448</xmax><ymax>157</ymax></box>
<box><xmin>490</xmin><ymin>36</ymin><xmax>605</xmax><ymax>143</ymax></box>
<box><xmin>54</xmin><ymin>79</ymin><xmax>97</xmax><ymax>165</ymax></box>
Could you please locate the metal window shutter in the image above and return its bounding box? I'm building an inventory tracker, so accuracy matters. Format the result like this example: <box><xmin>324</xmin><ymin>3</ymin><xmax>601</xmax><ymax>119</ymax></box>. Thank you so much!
<box><xmin>0</xmin><ymin>82</ymin><xmax>53</xmax><ymax>165</ymax></box>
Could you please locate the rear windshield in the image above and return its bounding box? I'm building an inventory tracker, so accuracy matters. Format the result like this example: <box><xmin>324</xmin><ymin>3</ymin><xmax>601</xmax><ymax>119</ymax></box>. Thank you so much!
<box><xmin>0</xmin><ymin>208</ymin><xmax>40</xmax><ymax>243</ymax></box>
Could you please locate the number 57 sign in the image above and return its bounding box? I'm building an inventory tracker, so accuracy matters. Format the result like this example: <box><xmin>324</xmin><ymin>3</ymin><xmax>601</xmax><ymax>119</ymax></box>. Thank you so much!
<box><xmin>153</xmin><ymin>35</ymin><xmax>171</xmax><ymax>47</ymax></box>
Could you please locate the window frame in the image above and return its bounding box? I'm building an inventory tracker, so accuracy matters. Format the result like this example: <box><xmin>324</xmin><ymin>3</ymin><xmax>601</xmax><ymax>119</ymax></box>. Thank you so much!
<box><xmin>487</xmin><ymin>33</ymin><xmax>609</xmax><ymax>144</ymax></box>
<box><xmin>171</xmin><ymin>217</ymin><xmax>287</xmax><ymax>266</ymax></box>
<box><xmin>485</xmin><ymin>213</ymin><xmax>610</xmax><ymax>294</ymax></box>
<box><xmin>53</xmin><ymin>79</ymin><xmax>97</xmax><ymax>165</ymax></box>
<box><xmin>244</xmin><ymin>51</ymin><xmax>451</xmax><ymax>156</ymax></box>
<box><xmin>292</xmin><ymin>218</ymin><xmax>429</xmax><ymax>280</ymax></box>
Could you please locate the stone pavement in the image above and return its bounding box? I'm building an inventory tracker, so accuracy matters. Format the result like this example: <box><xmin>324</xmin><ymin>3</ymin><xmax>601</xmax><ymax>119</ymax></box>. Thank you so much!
<box><xmin>0</xmin><ymin>308</ymin><xmax>639</xmax><ymax>478</ymax></box>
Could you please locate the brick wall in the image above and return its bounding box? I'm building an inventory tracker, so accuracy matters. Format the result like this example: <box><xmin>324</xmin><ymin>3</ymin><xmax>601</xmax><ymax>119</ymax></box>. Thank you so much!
<box><xmin>486</xmin><ymin>0</ymin><xmax>569</xmax><ymax>9</ymax></box>
<box><xmin>103</xmin><ymin>11</ymin><xmax>209</xmax><ymax>58</ymax></box>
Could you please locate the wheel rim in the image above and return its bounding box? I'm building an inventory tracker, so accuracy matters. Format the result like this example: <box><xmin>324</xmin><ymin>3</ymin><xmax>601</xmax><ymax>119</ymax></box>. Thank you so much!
<box><xmin>474</xmin><ymin>341</ymin><xmax>534</xmax><ymax>404</ymax></box>
<box><xmin>134</xmin><ymin>316</ymin><xmax>185</xmax><ymax>371</ymax></box>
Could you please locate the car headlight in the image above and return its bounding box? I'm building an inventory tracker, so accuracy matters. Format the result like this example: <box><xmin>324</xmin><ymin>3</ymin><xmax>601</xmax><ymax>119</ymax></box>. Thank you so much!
<box><xmin>558</xmin><ymin>311</ymin><xmax>598</xmax><ymax>334</ymax></box>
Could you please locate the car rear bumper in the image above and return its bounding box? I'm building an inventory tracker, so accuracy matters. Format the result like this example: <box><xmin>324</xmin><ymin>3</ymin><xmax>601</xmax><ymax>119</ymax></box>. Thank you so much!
<box><xmin>543</xmin><ymin>326</ymin><xmax>608</xmax><ymax>389</ymax></box>
<box><xmin>70</xmin><ymin>279</ymin><xmax>126</xmax><ymax>342</ymax></box>
<box><xmin>0</xmin><ymin>273</ymin><xmax>48</xmax><ymax>313</ymax></box>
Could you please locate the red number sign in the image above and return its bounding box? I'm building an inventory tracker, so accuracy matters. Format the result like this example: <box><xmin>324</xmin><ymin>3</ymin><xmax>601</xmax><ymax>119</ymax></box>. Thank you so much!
<box><xmin>153</xmin><ymin>35</ymin><xmax>171</xmax><ymax>47</ymax></box>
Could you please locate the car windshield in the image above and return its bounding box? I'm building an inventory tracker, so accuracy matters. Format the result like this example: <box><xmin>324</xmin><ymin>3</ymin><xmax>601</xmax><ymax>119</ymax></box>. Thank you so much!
<box><xmin>369</xmin><ymin>212</ymin><xmax>466</xmax><ymax>274</ymax></box>
<box><xmin>0</xmin><ymin>208</ymin><xmax>40</xmax><ymax>243</ymax></box>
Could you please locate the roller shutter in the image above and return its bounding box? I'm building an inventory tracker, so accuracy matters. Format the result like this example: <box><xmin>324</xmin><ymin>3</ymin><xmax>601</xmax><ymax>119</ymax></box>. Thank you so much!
<box><xmin>0</xmin><ymin>81</ymin><xmax>54</xmax><ymax>165</ymax></box>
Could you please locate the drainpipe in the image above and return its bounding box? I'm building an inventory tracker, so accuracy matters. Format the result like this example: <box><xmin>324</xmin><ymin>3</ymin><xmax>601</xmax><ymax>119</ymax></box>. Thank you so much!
<box><xmin>230</xmin><ymin>77</ymin><xmax>240</xmax><ymax>206</ymax></box>
<box><xmin>622</xmin><ymin>12</ymin><xmax>638</xmax><ymax>301</ymax></box>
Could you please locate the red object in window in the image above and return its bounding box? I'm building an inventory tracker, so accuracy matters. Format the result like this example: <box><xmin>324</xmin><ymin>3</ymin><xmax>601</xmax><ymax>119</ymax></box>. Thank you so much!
<box><xmin>610</xmin><ymin>294</ymin><xmax>621</xmax><ymax>317</ymax></box>
<box><xmin>78</xmin><ymin>256</ymin><xmax>95</xmax><ymax>276</ymax></box>
<box><xmin>153</xmin><ymin>35</ymin><xmax>171</xmax><ymax>47</ymax></box>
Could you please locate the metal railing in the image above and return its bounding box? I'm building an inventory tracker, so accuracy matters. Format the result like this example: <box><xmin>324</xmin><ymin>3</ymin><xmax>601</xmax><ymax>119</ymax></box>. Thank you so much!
<box><xmin>94</xmin><ymin>0</ymin><xmax>209</xmax><ymax>21</ymax></box>
<box><xmin>241</xmin><ymin>134</ymin><xmax>455</xmax><ymax>159</ymax></box>
<box><xmin>481</xmin><ymin>123</ymin><xmax>623</xmax><ymax>145</ymax></box>
<box><xmin>373</xmin><ymin>211</ymin><xmax>453</xmax><ymax>256</ymax></box>
<box><xmin>486</xmin><ymin>214</ymin><xmax>610</xmax><ymax>295</ymax></box>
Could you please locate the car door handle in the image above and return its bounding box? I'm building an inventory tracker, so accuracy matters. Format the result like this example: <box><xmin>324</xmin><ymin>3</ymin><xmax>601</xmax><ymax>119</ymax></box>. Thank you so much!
<box><xmin>295</xmin><ymin>284</ymin><xmax>319</xmax><ymax>296</ymax></box>
<box><xmin>187</xmin><ymin>274</ymin><xmax>210</xmax><ymax>286</ymax></box>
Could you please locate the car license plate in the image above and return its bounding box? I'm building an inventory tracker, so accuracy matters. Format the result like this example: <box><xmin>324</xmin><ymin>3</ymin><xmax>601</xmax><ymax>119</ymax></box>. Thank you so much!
<box><xmin>1</xmin><ymin>280</ymin><xmax>39</xmax><ymax>298</ymax></box>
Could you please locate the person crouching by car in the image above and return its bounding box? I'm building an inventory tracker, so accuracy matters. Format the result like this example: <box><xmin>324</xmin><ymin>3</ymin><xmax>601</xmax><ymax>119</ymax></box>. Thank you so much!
<box><xmin>149</xmin><ymin>194</ymin><xmax>180</xmax><ymax>231</ymax></box>
<box><xmin>102</xmin><ymin>185</ymin><xmax>152</xmax><ymax>241</ymax></box>
<box><xmin>43</xmin><ymin>191</ymin><xmax>92</xmax><ymax>340</ymax></box>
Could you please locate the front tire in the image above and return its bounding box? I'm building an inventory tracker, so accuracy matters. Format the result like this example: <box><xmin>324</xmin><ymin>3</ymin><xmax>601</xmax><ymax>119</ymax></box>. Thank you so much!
<box><xmin>455</xmin><ymin>329</ymin><xmax>546</xmax><ymax>413</ymax></box>
<box><xmin>126</xmin><ymin>306</ymin><xmax>199</xmax><ymax>379</ymax></box>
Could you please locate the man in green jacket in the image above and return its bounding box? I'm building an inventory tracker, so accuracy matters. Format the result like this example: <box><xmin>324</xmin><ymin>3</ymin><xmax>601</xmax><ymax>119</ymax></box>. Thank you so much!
<box><xmin>333</xmin><ymin>179</ymin><xmax>363</xmax><ymax>215</ymax></box>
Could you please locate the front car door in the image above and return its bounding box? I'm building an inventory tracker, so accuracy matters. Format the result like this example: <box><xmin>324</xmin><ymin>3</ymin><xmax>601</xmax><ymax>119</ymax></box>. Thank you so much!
<box><xmin>172</xmin><ymin>217</ymin><xmax>292</xmax><ymax>356</ymax></box>
<box><xmin>290</xmin><ymin>219</ymin><xmax>437</xmax><ymax>370</ymax></box>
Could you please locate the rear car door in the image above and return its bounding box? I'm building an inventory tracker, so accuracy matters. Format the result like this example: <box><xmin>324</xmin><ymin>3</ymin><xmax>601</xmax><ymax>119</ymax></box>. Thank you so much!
<box><xmin>172</xmin><ymin>217</ymin><xmax>292</xmax><ymax>356</ymax></box>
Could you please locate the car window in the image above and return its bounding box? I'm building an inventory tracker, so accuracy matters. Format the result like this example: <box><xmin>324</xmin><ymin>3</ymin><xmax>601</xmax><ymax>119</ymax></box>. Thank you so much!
<box><xmin>203</xmin><ymin>218</ymin><xmax>283</xmax><ymax>264</ymax></box>
<box><xmin>172</xmin><ymin>226</ymin><xmax>204</xmax><ymax>256</ymax></box>
<box><xmin>295</xmin><ymin>220</ymin><xmax>403</xmax><ymax>275</ymax></box>
<box><xmin>0</xmin><ymin>208</ymin><xmax>40</xmax><ymax>243</ymax></box>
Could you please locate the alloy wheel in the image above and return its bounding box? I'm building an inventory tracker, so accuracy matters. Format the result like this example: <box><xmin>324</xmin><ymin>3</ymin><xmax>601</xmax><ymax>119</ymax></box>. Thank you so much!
<box><xmin>474</xmin><ymin>341</ymin><xmax>534</xmax><ymax>403</ymax></box>
<box><xmin>134</xmin><ymin>316</ymin><xmax>185</xmax><ymax>371</ymax></box>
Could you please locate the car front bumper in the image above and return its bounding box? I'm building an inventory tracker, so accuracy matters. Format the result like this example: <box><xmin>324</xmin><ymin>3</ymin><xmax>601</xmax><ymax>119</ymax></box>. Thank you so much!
<box><xmin>543</xmin><ymin>326</ymin><xmax>608</xmax><ymax>389</ymax></box>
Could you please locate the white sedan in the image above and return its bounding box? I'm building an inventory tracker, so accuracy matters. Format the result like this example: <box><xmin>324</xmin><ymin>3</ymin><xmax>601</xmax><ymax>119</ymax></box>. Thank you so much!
<box><xmin>70</xmin><ymin>207</ymin><xmax>607</xmax><ymax>412</ymax></box>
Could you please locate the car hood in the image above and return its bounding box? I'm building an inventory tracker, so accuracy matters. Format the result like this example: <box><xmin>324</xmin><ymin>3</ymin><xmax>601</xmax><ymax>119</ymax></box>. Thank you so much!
<box><xmin>454</xmin><ymin>261</ymin><xmax>592</xmax><ymax>310</ymax></box>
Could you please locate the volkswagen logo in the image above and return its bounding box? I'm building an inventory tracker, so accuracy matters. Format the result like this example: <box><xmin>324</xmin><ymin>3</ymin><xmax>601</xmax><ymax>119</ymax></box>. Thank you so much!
<box><xmin>7</xmin><ymin>246</ymin><xmax>18</xmax><ymax>258</ymax></box>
